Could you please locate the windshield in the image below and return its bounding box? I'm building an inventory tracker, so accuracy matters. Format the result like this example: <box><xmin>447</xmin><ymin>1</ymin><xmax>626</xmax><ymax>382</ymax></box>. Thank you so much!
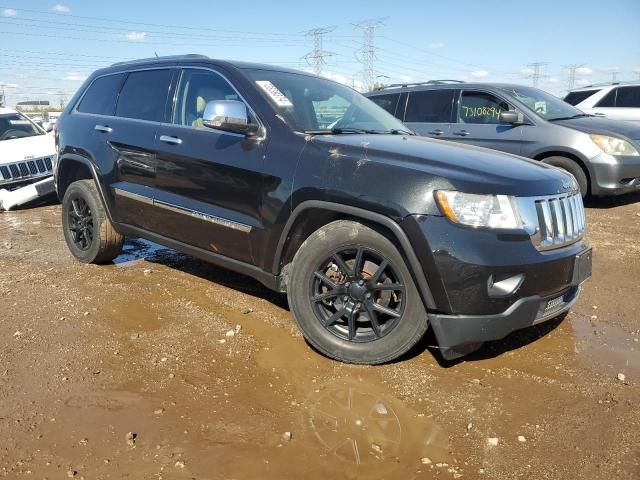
<box><xmin>0</xmin><ymin>113</ymin><xmax>45</xmax><ymax>141</ymax></box>
<box><xmin>245</xmin><ymin>69</ymin><xmax>412</xmax><ymax>134</ymax></box>
<box><xmin>499</xmin><ymin>85</ymin><xmax>585</xmax><ymax>121</ymax></box>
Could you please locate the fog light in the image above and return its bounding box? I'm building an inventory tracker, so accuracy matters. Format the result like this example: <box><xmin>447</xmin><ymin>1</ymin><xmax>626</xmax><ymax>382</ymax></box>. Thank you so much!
<box><xmin>488</xmin><ymin>273</ymin><xmax>524</xmax><ymax>298</ymax></box>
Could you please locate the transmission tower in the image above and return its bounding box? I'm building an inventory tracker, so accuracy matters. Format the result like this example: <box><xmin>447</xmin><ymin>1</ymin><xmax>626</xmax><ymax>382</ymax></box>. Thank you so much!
<box><xmin>353</xmin><ymin>18</ymin><xmax>387</xmax><ymax>91</ymax></box>
<box><xmin>302</xmin><ymin>26</ymin><xmax>335</xmax><ymax>76</ymax></box>
<box><xmin>563</xmin><ymin>64</ymin><xmax>584</xmax><ymax>91</ymax></box>
<box><xmin>610</xmin><ymin>70</ymin><xmax>621</xmax><ymax>82</ymax></box>
<box><xmin>526</xmin><ymin>62</ymin><xmax>549</xmax><ymax>88</ymax></box>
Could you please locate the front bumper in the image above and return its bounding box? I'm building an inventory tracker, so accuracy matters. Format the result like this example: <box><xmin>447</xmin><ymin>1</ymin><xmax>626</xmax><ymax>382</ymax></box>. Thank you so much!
<box><xmin>400</xmin><ymin>215</ymin><xmax>592</xmax><ymax>359</ymax></box>
<box><xmin>429</xmin><ymin>286</ymin><xmax>581</xmax><ymax>360</ymax></box>
<box><xmin>589</xmin><ymin>152</ymin><xmax>640</xmax><ymax>196</ymax></box>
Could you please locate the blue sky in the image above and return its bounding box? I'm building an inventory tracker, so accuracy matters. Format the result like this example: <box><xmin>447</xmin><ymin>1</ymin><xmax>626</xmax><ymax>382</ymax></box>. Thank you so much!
<box><xmin>1</xmin><ymin>0</ymin><xmax>639</xmax><ymax>107</ymax></box>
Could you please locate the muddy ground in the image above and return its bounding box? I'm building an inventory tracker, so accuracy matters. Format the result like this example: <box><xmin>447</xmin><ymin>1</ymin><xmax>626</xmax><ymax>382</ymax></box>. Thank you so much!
<box><xmin>1</xmin><ymin>194</ymin><xmax>639</xmax><ymax>480</ymax></box>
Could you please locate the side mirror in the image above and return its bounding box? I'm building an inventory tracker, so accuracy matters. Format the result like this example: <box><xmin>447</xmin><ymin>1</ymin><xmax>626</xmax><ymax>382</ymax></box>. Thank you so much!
<box><xmin>202</xmin><ymin>100</ymin><xmax>258</xmax><ymax>136</ymax></box>
<box><xmin>42</xmin><ymin>121</ymin><xmax>53</xmax><ymax>133</ymax></box>
<box><xmin>499</xmin><ymin>111</ymin><xmax>525</xmax><ymax>125</ymax></box>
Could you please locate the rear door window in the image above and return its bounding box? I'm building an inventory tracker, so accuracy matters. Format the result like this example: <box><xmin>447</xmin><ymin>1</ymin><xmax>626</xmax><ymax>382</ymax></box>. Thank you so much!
<box><xmin>115</xmin><ymin>69</ymin><xmax>173</xmax><ymax>122</ymax></box>
<box><xmin>77</xmin><ymin>73</ymin><xmax>126</xmax><ymax>115</ymax></box>
<box><xmin>614</xmin><ymin>86</ymin><xmax>640</xmax><ymax>108</ymax></box>
<box><xmin>405</xmin><ymin>89</ymin><xmax>455</xmax><ymax>123</ymax></box>
<box><xmin>369</xmin><ymin>93</ymin><xmax>401</xmax><ymax>116</ymax></box>
<box><xmin>564</xmin><ymin>89</ymin><xmax>599</xmax><ymax>106</ymax></box>
<box><xmin>458</xmin><ymin>91</ymin><xmax>513</xmax><ymax>124</ymax></box>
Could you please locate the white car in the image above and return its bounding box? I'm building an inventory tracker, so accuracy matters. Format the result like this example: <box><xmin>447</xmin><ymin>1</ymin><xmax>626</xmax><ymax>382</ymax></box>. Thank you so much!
<box><xmin>564</xmin><ymin>83</ymin><xmax>640</xmax><ymax>124</ymax></box>
<box><xmin>0</xmin><ymin>107</ymin><xmax>56</xmax><ymax>209</ymax></box>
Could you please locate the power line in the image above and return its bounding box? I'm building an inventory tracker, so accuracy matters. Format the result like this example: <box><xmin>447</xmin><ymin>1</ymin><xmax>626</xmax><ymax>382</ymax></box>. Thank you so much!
<box><xmin>302</xmin><ymin>27</ymin><xmax>335</xmax><ymax>76</ymax></box>
<box><xmin>353</xmin><ymin>18</ymin><xmax>387</xmax><ymax>92</ymax></box>
<box><xmin>526</xmin><ymin>62</ymin><xmax>549</xmax><ymax>88</ymax></box>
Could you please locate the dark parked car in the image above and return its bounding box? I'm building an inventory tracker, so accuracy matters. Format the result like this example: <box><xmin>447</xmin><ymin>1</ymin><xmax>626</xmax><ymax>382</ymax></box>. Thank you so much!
<box><xmin>366</xmin><ymin>81</ymin><xmax>640</xmax><ymax>197</ymax></box>
<box><xmin>54</xmin><ymin>56</ymin><xmax>591</xmax><ymax>364</ymax></box>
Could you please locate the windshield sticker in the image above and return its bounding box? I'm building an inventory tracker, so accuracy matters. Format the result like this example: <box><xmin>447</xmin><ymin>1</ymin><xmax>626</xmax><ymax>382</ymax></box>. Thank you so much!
<box><xmin>461</xmin><ymin>106</ymin><xmax>502</xmax><ymax>120</ymax></box>
<box><xmin>256</xmin><ymin>81</ymin><xmax>293</xmax><ymax>108</ymax></box>
<box><xmin>8</xmin><ymin>120</ymin><xmax>31</xmax><ymax>125</ymax></box>
<box><xmin>534</xmin><ymin>101</ymin><xmax>548</xmax><ymax>115</ymax></box>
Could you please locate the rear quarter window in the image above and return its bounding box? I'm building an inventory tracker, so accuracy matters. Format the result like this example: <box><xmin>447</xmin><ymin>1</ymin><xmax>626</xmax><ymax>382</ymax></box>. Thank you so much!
<box><xmin>115</xmin><ymin>69</ymin><xmax>173</xmax><ymax>122</ymax></box>
<box><xmin>77</xmin><ymin>73</ymin><xmax>126</xmax><ymax>115</ymax></box>
<box><xmin>564</xmin><ymin>89</ymin><xmax>600</xmax><ymax>106</ymax></box>
<box><xmin>596</xmin><ymin>89</ymin><xmax>617</xmax><ymax>107</ymax></box>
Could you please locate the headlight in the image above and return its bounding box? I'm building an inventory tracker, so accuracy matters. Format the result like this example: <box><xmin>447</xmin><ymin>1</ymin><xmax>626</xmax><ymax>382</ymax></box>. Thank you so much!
<box><xmin>434</xmin><ymin>190</ymin><xmax>521</xmax><ymax>229</ymax></box>
<box><xmin>590</xmin><ymin>134</ymin><xmax>639</xmax><ymax>156</ymax></box>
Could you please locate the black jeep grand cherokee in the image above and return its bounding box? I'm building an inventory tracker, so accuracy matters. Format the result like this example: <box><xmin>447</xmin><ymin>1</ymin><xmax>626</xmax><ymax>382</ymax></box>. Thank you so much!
<box><xmin>54</xmin><ymin>55</ymin><xmax>592</xmax><ymax>363</ymax></box>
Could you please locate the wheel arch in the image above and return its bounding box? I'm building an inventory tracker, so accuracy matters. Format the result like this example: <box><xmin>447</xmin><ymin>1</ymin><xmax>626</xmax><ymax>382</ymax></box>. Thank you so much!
<box><xmin>273</xmin><ymin>200</ymin><xmax>437</xmax><ymax>311</ymax></box>
<box><xmin>533</xmin><ymin>150</ymin><xmax>592</xmax><ymax>185</ymax></box>
<box><xmin>56</xmin><ymin>154</ymin><xmax>116</xmax><ymax>223</ymax></box>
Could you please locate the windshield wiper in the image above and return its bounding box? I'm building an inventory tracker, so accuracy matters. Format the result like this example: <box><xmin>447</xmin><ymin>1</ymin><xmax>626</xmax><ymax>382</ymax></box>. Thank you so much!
<box><xmin>548</xmin><ymin>113</ymin><xmax>592</xmax><ymax>122</ymax></box>
<box><xmin>375</xmin><ymin>128</ymin><xmax>415</xmax><ymax>136</ymax></box>
<box><xmin>304</xmin><ymin>127</ymin><xmax>380</xmax><ymax>135</ymax></box>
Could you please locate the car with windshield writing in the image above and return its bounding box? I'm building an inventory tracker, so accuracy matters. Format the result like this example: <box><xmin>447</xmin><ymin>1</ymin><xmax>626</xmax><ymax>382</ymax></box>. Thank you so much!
<box><xmin>367</xmin><ymin>81</ymin><xmax>640</xmax><ymax>197</ymax></box>
<box><xmin>54</xmin><ymin>56</ymin><xmax>591</xmax><ymax>364</ymax></box>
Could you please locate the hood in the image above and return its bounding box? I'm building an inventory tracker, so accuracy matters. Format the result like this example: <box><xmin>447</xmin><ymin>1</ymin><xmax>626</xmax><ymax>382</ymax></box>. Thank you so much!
<box><xmin>310</xmin><ymin>134</ymin><xmax>578</xmax><ymax>197</ymax></box>
<box><xmin>554</xmin><ymin>116</ymin><xmax>640</xmax><ymax>142</ymax></box>
<box><xmin>0</xmin><ymin>134</ymin><xmax>55</xmax><ymax>165</ymax></box>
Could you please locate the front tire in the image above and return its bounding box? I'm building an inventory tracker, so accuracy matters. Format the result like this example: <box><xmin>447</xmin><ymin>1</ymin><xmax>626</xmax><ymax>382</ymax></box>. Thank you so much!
<box><xmin>61</xmin><ymin>180</ymin><xmax>124</xmax><ymax>264</ymax></box>
<box><xmin>542</xmin><ymin>156</ymin><xmax>589</xmax><ymax>198</ymax></box>
<box><xmin>287</xmin><ymin>220</ymin><xmax>429</xmax><ymax>364</ymax></box>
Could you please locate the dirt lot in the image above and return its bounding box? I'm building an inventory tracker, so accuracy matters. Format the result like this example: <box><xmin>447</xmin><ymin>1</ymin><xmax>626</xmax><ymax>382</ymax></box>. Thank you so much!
<box><xmin>1</xmin><ymin>194</ymin><xmax>639</xmax><ymax>480</ymax></box>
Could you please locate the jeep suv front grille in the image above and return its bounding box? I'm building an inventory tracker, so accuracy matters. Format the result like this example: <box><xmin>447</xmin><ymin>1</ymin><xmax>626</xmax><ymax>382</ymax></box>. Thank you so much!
<box><xmin>532</xmin><ymin>192</ymin><xmax>585</xmax><ymax>251</ymax></box>
<box><xmin>0</xmin><ymin>156</ymin><xmax>54</xmax><ymax>185</ymax></box>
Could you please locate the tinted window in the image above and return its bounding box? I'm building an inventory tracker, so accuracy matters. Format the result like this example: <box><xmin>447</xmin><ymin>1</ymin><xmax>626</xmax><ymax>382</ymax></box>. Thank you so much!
<box><xmin>458</xmin><ymin>91</ymin><xmax>513</xmax><ymax>124</ymax></box>
<box><xmin>77</xmin><ymin>74</ymin><xmax>125</xmax><ymax>115</ymax></box>
<box><xmin>405</xmin><ymin>90</ymin><xmax>455</xmax><ymax>123</ymax></box>
<box><xmin>369</xmin><ymin>93</ymin><xmax>400</xmax><ymax>116</ymax></box>
<box><xmin>115</xmin><ymin>69</ymin><xmax>172</xmax><ymax>122</ymax></box>
<box><xmin>564</xmin><ymin>89</ymin><xmax>599</xmax><ymax>106</ymax></box>
<box><xmin>615</xmin><ymin>86</ymin><xmax>640</xmax><ymax>108</ymax></box>
<box><xmin>596</xmin><ymin>89</ymin><xmax>617</xmax><ymax>107</ymax></box>
<box><xmin>173</xmin><ymin>69</ymin><xmax>239</xmax><ymax>128</ymax></box>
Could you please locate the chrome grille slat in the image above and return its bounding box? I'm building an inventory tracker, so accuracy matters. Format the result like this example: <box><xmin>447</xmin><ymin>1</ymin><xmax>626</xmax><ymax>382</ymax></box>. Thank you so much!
<box><xmin>529</xmin><ymin>192</ymin><xmax>585</xmax><ymax>251</ymax></box>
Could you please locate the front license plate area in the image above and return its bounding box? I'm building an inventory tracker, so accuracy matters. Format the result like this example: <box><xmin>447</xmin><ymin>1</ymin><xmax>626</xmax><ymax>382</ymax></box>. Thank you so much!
<box><xmin>572</xmin><ymin>248</ymin><xmax>592</xmax><ymax>285</ymax></box>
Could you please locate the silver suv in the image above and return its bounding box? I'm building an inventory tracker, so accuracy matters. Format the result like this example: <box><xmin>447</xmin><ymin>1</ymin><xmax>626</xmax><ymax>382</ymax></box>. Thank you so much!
<box><xmin>366</xmin><ymin>82</ymin><xmax>640</xmax><ymax>197</ymax></box>
<box><xmin>564</xmin><ymin>82</ymin><xmax>640</xmax><ymax>124</ymax></box>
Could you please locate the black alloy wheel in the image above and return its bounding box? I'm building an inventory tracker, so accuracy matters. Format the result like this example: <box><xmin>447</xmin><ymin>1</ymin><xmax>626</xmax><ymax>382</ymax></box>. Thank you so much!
<box><xmin>67</xmin><ymin>196</ymin><xmax>94</xmax><ymax>251</ymax></box>
<box><xmin>310</xmin><ymin>247</ymin><xmax>406</xmax><ymax>343</ymax></box>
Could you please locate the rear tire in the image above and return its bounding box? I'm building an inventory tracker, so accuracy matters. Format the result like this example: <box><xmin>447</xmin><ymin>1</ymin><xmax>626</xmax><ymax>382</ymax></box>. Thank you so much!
<box><xmin>287</xmin><ymin>220</ymin><xmax>429</xmax><ymax>364</ymax></box>
<box><xmin>541</xmin><ymin>156</ymin><xmax>589</xmax><ymax>198</ymax></box>
<box><xmin>62</xmin><ymin>179</ymin><xmax>124</xmax><ymax>264</ymax></box>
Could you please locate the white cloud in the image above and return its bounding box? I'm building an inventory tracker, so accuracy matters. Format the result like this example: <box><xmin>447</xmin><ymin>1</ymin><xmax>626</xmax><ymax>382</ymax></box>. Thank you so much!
<box><xmin>601</xmin><ymin>66</ymin><xmax>620</xmax><ymax>72</ymax></box>
<box><xmin>576</xmin><ymin>79</ymin><xmax>591</xmax><ymax>87</ymax></box>
<box><xmin>548</xmin><ymin>77</ymin><xmax>559</xmax><ymax>84</ymax></box>
<box><xmin>520</xmin><ymin>67</ymin><xmax>534</xmax><ymax>76</ymax></box>
<box><xmin>632</xmin><ymin>67</ymin><xmax>640</xmax><ymax>74</ymax></box>
<box><xmin>321</xmin><ymin>71</ymin><xmax>348</xmax><ymax>85</ymax></box>
<box><xmin>471</xmin><ymin>70</ymin><xmax>489</xmax><ymax>78</ymax></box>
<box><xmin>122</xmin><ymin>31</ymin><xmax>147</xmax><ymax>42</ymax></box>
<box><xmin>2</xmin><ymin>8</ymin><xmax>17</xmax><ymax>16</ymax></box>
<box><xmin>398</xmin><ymin>75</ymin><xmax>413</xmax><ymax>83</ymax></box>
<box><xmin>575</xmin><ymin>66</ymin><xmax>592</xmax><ymax>75</ymax></box>
<box><xmin>52</xmin><ymin>4</ymin><xmax>70</xmax><ymax>13</ymax></box>
<box><xmin>429</xmin><ymin>42</ymin><xmax>445</xmax><ymax>50</ymax></box>
<box><xmin>64</xmin><ymin>72</ymin><xmax>87</xmax><ymax>81</ymax></box>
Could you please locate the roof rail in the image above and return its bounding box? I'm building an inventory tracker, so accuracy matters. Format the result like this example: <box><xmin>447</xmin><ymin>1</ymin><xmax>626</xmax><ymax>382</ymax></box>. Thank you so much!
<box><xmin>573</xmin><ymin>80</ymin><xmax>639</xmax><ymax>89</ymax></box>
<box><xmin>374</xmin><ymin>80</ymin><xmax>464</xmax><ymax>91</ymax></box>
<box><xmin>111</xmin><ymin>54</ymin><xmax>209</xmax><ymax>67</ymax></box>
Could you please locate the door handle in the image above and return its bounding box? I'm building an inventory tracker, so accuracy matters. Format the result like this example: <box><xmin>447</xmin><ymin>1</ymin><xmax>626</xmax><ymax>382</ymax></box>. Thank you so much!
<box><xmin>159</xmin><ymin>135</ymin><xmax>183</xmax><ymax>145</ymax></box>
<box><xmin>453</xmin><ymin>130</ymin><xmax>469</xmax><ymax>136</ymax></box>
<box><xmin>94</xmin><ymin>125</ymin><xmax>112</xmax><ymax>133</ymax></box>
<box><xmin>428</xmin><ymin>129</ymin><xmax>444</xmax><ymax>136</ymax></box>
